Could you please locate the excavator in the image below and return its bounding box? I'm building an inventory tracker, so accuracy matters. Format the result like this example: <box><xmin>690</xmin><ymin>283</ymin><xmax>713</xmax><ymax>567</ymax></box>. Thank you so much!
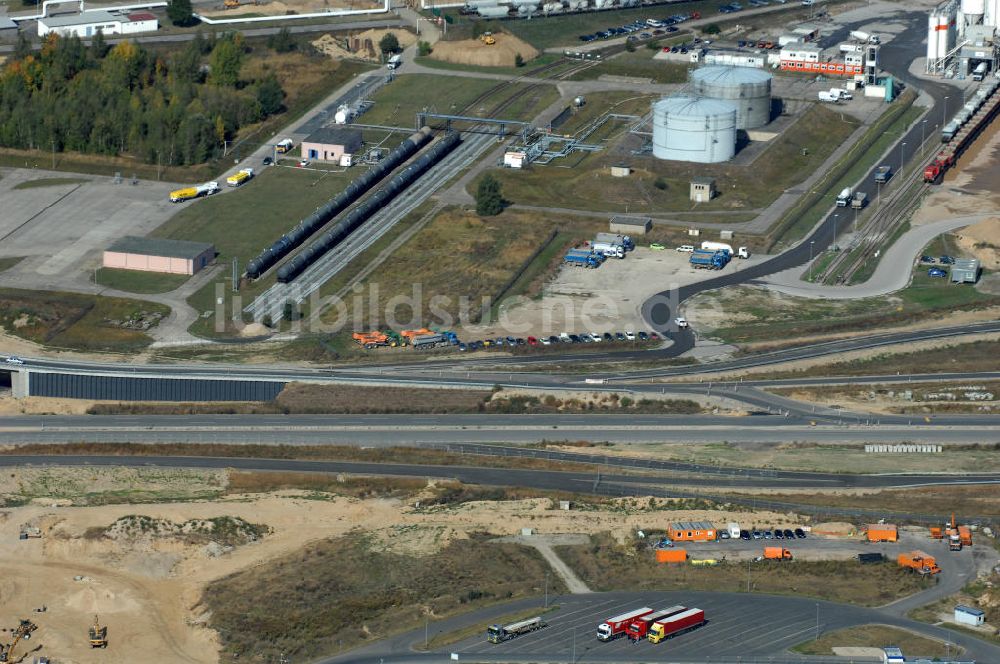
<box><xmin>89</xmin><ymin>615</ymin><xmax>108</xmax><ymax>648</ymax></box>
<box><xmin>480</xmin><ymin>31</ymin><xmax>496</xmax><ymax>45</ymax></box>
<box><xmin>0</xmin><ymin>620</ymin><xmax>37</xmax><ymax>663</ymax></box>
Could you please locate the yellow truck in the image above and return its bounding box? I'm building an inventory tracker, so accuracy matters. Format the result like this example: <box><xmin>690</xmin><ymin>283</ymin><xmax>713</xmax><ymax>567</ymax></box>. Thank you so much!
<box><xmin>226</xmin><ymin>168</ymin><xmax>254</xmax><ymax>187</ymax></box>
<box><xmin>169</xmin><ymin>181</ymin><xmax>219</xmax><ymax>203</ymax></box>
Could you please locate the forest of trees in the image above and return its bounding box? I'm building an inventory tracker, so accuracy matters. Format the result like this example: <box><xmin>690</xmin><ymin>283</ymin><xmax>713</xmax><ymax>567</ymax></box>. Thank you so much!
<box><xmin>0</xmin><ymin>31</ymin><xmax>285</xmax><ymax>165</ymax></box>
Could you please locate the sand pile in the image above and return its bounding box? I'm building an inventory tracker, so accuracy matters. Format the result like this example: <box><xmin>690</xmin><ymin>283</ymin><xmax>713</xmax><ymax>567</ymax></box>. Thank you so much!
<box><xmin>430</xmin><ymin>32</ymin><xmax>539</xmax><ymax>67</ymax></box>
<box><xmin>955</xmin><ymin>217</ymin><xmax>1000</xmax><ymax>270</ymax></box>
<box><xmin>312</xmin><ymin>28</ymin><xmax>417</xmax><ymax>62</ymax></box>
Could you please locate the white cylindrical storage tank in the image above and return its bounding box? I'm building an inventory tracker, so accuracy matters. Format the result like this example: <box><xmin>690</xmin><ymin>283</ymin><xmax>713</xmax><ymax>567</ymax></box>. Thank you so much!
<box><xmin>928</xmin><ymin>13</ymin><xmax>943</xmax><ymax>61</ymax></box>
<box><xmin>689</xmin><ymin>65</ymin><xmax>772</xmax><ymax>129</ymax></box>
<box><xmin>962</xmin><ymin>0</ymin><xmax>984</xmax><ymax>16</ymax></box>
<box><xmin>652</xmin><ymin>96</ymin><xmax>737</xmax><ymax>164</ymax></box>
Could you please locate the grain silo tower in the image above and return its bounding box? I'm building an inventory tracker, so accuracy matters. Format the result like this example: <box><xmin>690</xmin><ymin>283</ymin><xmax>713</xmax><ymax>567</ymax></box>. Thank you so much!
<box><xmin>690</xmin><ymin>66</ymin><xmax>773</xmax><ymax>130</ymax></box>
<box><xmin>652</xmin><ymin>96</ymin><xmax>737</xmax><ymax>164</ymax></box>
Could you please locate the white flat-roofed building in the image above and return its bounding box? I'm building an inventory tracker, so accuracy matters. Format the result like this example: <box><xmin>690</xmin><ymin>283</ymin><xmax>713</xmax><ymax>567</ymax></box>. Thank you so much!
<box><xmin>37</xmin><ymin>10</ymin><xmax>158</xmax><ymax>38</ymax></box>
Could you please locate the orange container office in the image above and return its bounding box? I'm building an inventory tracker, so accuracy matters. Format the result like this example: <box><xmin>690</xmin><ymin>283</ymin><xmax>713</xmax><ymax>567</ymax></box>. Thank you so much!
<box><xmin>668</xmin><ymin>521</ymin><xmax>717</xmax><ymax>542</ymax></box>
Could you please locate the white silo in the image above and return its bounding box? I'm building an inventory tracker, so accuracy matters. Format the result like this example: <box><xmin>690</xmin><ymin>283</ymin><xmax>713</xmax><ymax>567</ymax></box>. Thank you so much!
<box><xmin>652</xmin><ymin>96</ymin><xmax>737</xmax><ymax>164</ymax></box>
<box><xmin>689</xmin><ymin>66</ymin><xmax>773</xmax><ymax>129</ymax></box>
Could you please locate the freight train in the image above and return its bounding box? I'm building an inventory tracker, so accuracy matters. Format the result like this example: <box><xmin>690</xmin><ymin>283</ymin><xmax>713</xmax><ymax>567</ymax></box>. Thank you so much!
<box><xmin>275</xmin><ymin>132</ymin><xmax>462</xmax><ymax>283</ymax></box>
<box><xmin>245</xmin><ymin>127</ymin><xmax>434</xmax><ymax>280</ymax></box>
<box><xmin>924</xmin><ymin>79</ymin><xmax>1000</xmax><ymax>183</ymax></box>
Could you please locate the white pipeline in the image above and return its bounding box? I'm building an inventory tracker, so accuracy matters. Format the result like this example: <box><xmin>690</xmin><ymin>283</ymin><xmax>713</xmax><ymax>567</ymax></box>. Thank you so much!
<box><xmin>194</xmin><ymin>0</ymin><xmax>389</xmax><ymax>24</ymax></box>
<box><xmin>11</xmin><ymin>0</ymin><xmax>166</xmax><ymax>21</ymax></box>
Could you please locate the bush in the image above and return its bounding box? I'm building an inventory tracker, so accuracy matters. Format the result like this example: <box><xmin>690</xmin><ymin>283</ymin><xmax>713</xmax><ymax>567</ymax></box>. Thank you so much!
<box><xmin>703</xmin><ymin>24</ymin><xmax>721</xmax><ymax>35</ymax></box>
<box><xmin>379</xmin><ymin>32</ymin><xmax>400</xmax><ymax>54</ymax></box>
<box><xmin>167</xmin><ymin>0</ymin><xmax>197</xmax><ymax>26</ymax></box>
<box><xmin>267</xmin><ymin>27</ymin><xmax>297</xmax><ymax>53</ymax></box>
<box><xmin>625</xmin><ymin>39</ymin><xmax>636</xmax><ymax>52</ymax></box>
<box><xmin>515</xmin><ymin>53</ymin><xmax>525</xmax><ymax>67</ymax></box>
<box><xmin>653</xmin><ymin>178</ymin><xmax>667</xmax><ymax>190</ymax></box>
<box><xmin>476</xmin><ymin>174</ymin><xmax>505</xmax><ymax>216</ymax></box>
<box><xmin>418</xmin><ymin>40</ymin><xmax>433</xmax><ymax>56</ymax></box>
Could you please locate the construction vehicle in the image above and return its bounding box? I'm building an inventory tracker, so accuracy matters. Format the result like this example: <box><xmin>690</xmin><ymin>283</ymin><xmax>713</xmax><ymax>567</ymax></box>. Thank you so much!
<box><xmin>865</xmin><ymin>523</ymin><xmax>898</xmax><ymax>543</ymax></box>
<box><xmin>0</xmin><ymin>619</ymin><xmax>37</xmax><ymax>663</ymax></box>
<box><xmin>276</xmin><ymin>138</ymin><xmax>294</xmax><ymax>154</ymax></box>
<box><xmin>224</xmin><ymin>0</ymin><xmax>239</xmax><ymax>8</ymax></box>
<box><xmin>481</xmin><ymin>31</ymin><xmax>496</xmax><ymax>45</ymax></box>
<box><xmin>226</xmin><ymin>168</ymin><xmax>254</xmax><ymax>187</ymax></box>
<box><xmin>764</xmin><ymin>547</ymin><xmax>793</xmax><ymax>561</ymax></box>
<box><xmin>351</xmin><ymin>331</ymin><xmax>390</xmax><ymax>349</ymax></box>
<box><xmin>18</xmin><ymin>525</ymin><xmax>41</xmax><ymax>539</ymax></box>
<box><xmin>169</xmin><ymin>181</ymin><xmax>219</xmax><ymax>203</ymax></box>
<box><xmin>898</xmin><ymin>550</ymin><xmax>941</xmax><ymax>575</ymax></box>
<box><xmin>929</xmin><ymin>526</ymin><xmax>944</xmax><ymax>540</ymax></box>
<box><xmin>625</xmin><ymin>606</ymin><xmax>686</xmax><ymax>640</ymax></box>
<box><xmin>597</xmin><ymin>607</ymin><xmax>653</xmax><ymax>641</ymax></box>
<box><xmin>401</xmin><ymin>328</ymin><xmax>434</xmax><ymax>343</ymax></box>
<box><xmin>940</xmin><ymin>513</ymin><xmax>973</xmax><ymax>550</ymax></box>
<box><xmin>89</xmin><ymin>615</ymin><xmax>108</xmax><ymax>648</ymax></box>
<box><xmin>564</xmin><ymin>250</ymin><xmax>603</xmax><ymax>268</ymax></box>
<box><xmin>647</xmin><ymin>608</ymin><xmax>706</xmax><ymax>644</ymax></box>
<box><xmin>486</xmin><ymin>616</ymin><xmax>545</xmax><ymax>643</ymax></box>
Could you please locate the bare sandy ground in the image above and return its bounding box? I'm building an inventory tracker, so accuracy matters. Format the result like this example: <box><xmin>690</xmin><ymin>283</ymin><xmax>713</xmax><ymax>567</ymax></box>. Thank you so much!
<box><xmin>429</xmin><ymin>33</ymin><xmax>539</xmax><ymax>68</ymax></box>
<box><xmin>0</xmin><ymin>478</ymin><xmax>798</xmax><ymax>663</ymax></box>
<box><xmin>312</xmin><ymin>28</ymin><xmax>417</xmax><ymax>62</ymax></box>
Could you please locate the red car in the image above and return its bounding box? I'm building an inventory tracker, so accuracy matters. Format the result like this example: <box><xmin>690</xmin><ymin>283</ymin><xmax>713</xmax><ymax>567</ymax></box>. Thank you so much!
<box><xmin>527</xmin><ymin>336</ymin><xmax>538</xmax><ymax>346</ymax></box>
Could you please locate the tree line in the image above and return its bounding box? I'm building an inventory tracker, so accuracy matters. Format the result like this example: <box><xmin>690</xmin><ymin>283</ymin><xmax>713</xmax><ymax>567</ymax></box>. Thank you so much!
<box><xmin>0</xmin><ymin>31</ymin><xmax>286</xmax><ymax>166</ymax></box>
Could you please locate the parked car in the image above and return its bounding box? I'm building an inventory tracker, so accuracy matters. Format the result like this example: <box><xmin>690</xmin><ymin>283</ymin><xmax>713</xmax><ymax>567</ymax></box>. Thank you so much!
<box><xmin>720</xmin><ymin>531</ymin><xmax>731</xmax><ymax>539</ymax></box>
<box><xmin>527</xmin><ymin>336</ymin><xmax>538</xmax><ymax>346</ymax></box>
<box><xmin>674</xmin><ymin>317</ymin><xmax>688</xmax><ymax>329</ymax></box>
<box><xmin>795</xmin><ymin>528</ymin><xmax>807</xmax><ymax>539</ymax></box>
<box><xmin>740</xmin><ymin>529</ymin><xmax>751</xmax><ymax>540</ymax></box>
<box><xmin>928</xmin><ymin>267</ymin><xmax>948</xmax><ymax>278</ymax></box>
<box><xmin>649</xmin><ymin>243</ymin><xmax>666</xmax><ymax>250</ymax></box>
<box><xmin>676</xmin><ymin>245</ymin><xmax>695</xmax><ymax>252</ymax></box>
<box><xmin>920</xmin><ymin>255</ymin><xmax>936</xmax><ymax>263</ymax></box>
<box><xmin>774</xmin><ymin>529</ymin><xmax>784</xmax><ymax>539</ymax></box>
<box><xmin>603</xmin><ymin>332</ymin><xmax>614</xmax><ymax>341</ymax></box>
<box><xmin>569</xmin><ymin>334</ymin><xmax>582</xmax><ymax>343</ymax></box>
<box><xmin>625</xmin><ymin>331</ymin><xmax>636</xmax><ymax>340</ymax></box>
<box><xmin>940</xmin><ymin>255</ymin><xmax>955</xmax><ymax>264</ymax></box>
<box><xmin>615</xmin><ymin>332</ymin><xmax>626</xmax><ymax>341</ymax></box>
<box><xmin>262</xmin><ymin>156</ymin><xmax>274</xmax><ymax>166</ymax></box>
<box><xmin>764</xmin><ymin>530</ymin><xmax>773</xmax><ymax>539</ymax></box>
<box><xmin>638</xmin><ymin>331</ymin><xmax>648</xmax><ymax>340</ymax></box>
<box><xmin>650</xmin><ymin>332</ymin><xmax>660</xmax><ymax>340</ymax></box>
<box><xmin>297</xmin><ymin>159</ymin><xmax>309</xmax><ymax>167</ymax></box>
<box><xmin>4</xmin><ymin>356</ymin><xmax>24</xmax><ymax>365</ymax></box>
<box><xmin>752</xmin><ymin>530</ymin><xmax>762</xmax><ymax>539</ymax></box>
<box><xmin>783</xmin><ymin>529</ymin><xmax>795</xmax><ymax>539</ymax></box>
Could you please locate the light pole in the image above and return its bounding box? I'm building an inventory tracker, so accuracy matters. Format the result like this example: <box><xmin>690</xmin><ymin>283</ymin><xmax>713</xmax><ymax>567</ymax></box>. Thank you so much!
<box><xmin>943</xmin><ymin>95</ymin><xmax>949</xmax><ymax>125</ymax></box>
<box><xmin>815</xmin><ymin>603</ymin><xmax>819</xmax><ymax>641</ymax></box>
<box><xmin>921</xmin><ymin>119</ymin><xmax>927</xmax><ymax>146</ymax></box>
<box><xmin>808</xmin><ymin>240</ymin><xmax>816</xmax><ymax>280</ymax></box>
<box><xmin>833</xmin><ymin>213</ymin><xmax>839</xmax><ymax>248</ymax></box>
<box><xmin>854</xmin><ymin>205</ymin><xmax>859</xmax><ymax>233</ymax></box>
<box><xmin>544</xmin><ymin>571</ymin><xmax>549</xmax><ymax>608</ymax></box>
<box><xmin>901</xmin><ymin>141</ymin><xmax>907</xmax><ymax>175</ymax></box>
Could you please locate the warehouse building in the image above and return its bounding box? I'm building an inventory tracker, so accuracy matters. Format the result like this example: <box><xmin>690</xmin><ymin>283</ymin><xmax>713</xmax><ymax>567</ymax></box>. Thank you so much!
<box><xmin>103</xmin><ymin>236</ymin><xmax>215</xmax><ymax>276</ymax></box>
<box><xmin>609</xmin><ymin>215</ymin><xmax>652</xmax><ymax>235</ymax></box>
<box><xmin>37</xmin><ymin>10</ymin><xmax>158</xmax><ymax>38</ymax></box>
<box><xmin>301</xmin><ymin>127</ymin><xmax>363</xmax><ymax>163</ymax></box>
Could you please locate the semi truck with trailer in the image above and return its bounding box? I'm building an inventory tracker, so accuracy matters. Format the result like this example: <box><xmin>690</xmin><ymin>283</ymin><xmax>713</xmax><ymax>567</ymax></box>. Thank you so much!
<box><xmin>701</xmin><ymin>241</ymin><xmax>749</xmax><ymax>258</ymax></box>
<box><xmin>592</xmin><ymin>241</ymin><xmax>625</xmax><ymax>259</ymax></box>
<box><xmin>647</xmin><ymin>608</ymin><xmax>706</xmax><ymax>644</ymax></box>
<box><xmin>226</xmin><ymin>168</ymin><xmax>254</xmax><ymax>187</ymax></box>
<box><xmin>597</xmin><ymin>608</ymin><xmax>653</xmax><ymax>641</ymax></box>
<box><xmin>625</xmin><ymin>606</ymin><xmax>687</xmax><ymax>640</ymax></box>
<box><xmin>595</xmin><ymin>232</ymin><xmax>635</xmax><ymax>252</ymax></box>
<box><xmin>487</xmin><ymin>617</ymin><xmax>546</xmax><ymax>643</ymax></box>
<box><xmin>169</xmin><ymin>181</ymin><xmax>219</xmax><ymax>203</ymax></box>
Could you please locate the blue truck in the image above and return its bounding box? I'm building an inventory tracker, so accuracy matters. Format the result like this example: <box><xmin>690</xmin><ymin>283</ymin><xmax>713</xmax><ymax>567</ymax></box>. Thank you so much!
<box><xmin>690</xmin><ymin>249</ymin><xmax>730</xmax><ymax>270</ymax></box>
<box><xmin>565</xmin><ymin>249</ymin><xmax>604</xmax><ymax>268</ymax></box>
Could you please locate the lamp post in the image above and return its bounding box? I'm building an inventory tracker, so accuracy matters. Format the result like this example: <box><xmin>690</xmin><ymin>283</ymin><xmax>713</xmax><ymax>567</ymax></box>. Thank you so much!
<box><xmin>809</xmin><ymin>240</ymin><xmax>816</xmax><ymax>280</ymax></box>
<box><xmin>921</xmin><ymin>119</ymin><xmax>927</xmax><ymax>146</ymax></box>
<box><xmin>943</xmin><ymin>95</ymin><xmax>949</xmax><ymax>125</ymax></box>
<box><xmin>901</xmin><ymin>141</ymin><xmax>907</xmax><ymax>175</ymax></box>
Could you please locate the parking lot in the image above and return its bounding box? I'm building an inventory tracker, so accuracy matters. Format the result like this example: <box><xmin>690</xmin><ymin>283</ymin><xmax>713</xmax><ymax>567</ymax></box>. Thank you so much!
<box><xmin>0</xmin><ymin>168</ymin><xmax>178</xmax><ymax>292</ymax></box>
<box><xmin>491</xmin><ymin>246</ymin><xmax>768</xmax><ymax>336</ymax></box>
<box><xmin>452</xmin><ymin>590</ymin><xmax>883</xmax><ymax>659</ymax></box>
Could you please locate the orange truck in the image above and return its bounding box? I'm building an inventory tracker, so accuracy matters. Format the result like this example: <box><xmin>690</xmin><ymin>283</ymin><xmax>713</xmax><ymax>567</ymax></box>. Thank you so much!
<box><xmin>898</xmin><ymin>550</ymin><xmax>941</xmax><ymax>575</ymax></box>
<box><xmin>764</xmin><ymin>547</ymin><xmax>792</xmax><ymax>561</ymax></box>
<box><xmin>401</xmin><ymin>328</ymin><xmax>434</xmax><ymax>342</ymax></box>
<box><xmin>958</xmin><ymin>526</ymin><xmax>973</xmax><ymax>547</ymax></box>
<box><xmin>352</xmin><ymin>331</ymin><xmax>389</xmax><ymax>349</ymax></box>
<box><xmin>866</xmin><ymin>524</ymin><xmax>898</xmax><ymax>543</ymax></box>
<box><xmin>655</xmin><ymin>549</ymin><xmax>687</xmax><ymax>563</ymax></box>
<box><xmin>929</xmin><ymin>526</ymin><xmax>943</xmax><ymax>539</ymax></box>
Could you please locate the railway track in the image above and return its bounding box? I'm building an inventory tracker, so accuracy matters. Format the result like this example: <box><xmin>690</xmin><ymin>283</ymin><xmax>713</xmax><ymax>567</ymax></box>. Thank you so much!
<box><xmin>247</xmin><ymin>61</ymin><xmax>584</xmax><ymax>321</ymax></box>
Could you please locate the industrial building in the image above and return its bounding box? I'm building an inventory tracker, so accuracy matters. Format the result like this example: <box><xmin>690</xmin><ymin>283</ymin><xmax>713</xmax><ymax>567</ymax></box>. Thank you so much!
<box><xmin>951</xmin><ymin>257</ymin><xmax>981</xmax><ymax>282</ymax></box>
<box><xmin>103</xmin><ymin>236</ymin><xmax>215</xmax><ymax>276</ymax></box>
<box><xmin>779</xmin><ymin>43</ymin><xmax>866</xmax><ymax>76</ymax></box>
<box><xmin>36</xmin><ymin>10</ymin><xmax>158</xmax><ymax>38</ymax></box>
<box><xmin>301</xmin><ymin>127</ymin><xmax>363</xmax><ymax>163</ymax></box>
<box><xmin>668</xmin><ymin>521</ymin><xmax>718</xmax><ymax>542</ymax></box>
<box><xmin>954</xmin><ymin>605</ymin><xmax>985</xmax><ymax>626</ymax></box>
<box><xmin>652</xmin><ymin>96</ymin><xmax>737</xmax><ymax>164</ymax></box>
<box><xmin>927</xmin><ymin>0</ymin><xmax>1000</xmax><ymax>77</ymax></box>
<box><xmin>690</xmin><ymin>66</ymin><xmax>773</xmax><ymax>130</ymax></box>
<box><xmin>609</xmin><ymin>215</ymin><xmax>651</xmax><ymax>235</ymax></box>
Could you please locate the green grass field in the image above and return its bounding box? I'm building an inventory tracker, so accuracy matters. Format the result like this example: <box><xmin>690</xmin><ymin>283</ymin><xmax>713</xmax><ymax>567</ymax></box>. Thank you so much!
<box><xmin>487</xmin><ymin>103</ymin><xmax>858</xmax><ymax>215</ymax></box>
<box><xmin>94</xmin><ymin>268</ymin><xmax>190</xmax><ymax>294</ymax></box>
<box><xmin>565</xmin><ymin>48</ymin><xmax>688</xmax><ymax>84</ymax></box>
<box><xmin>0</xmin><ymin>287</ymin><xmax>169</xmax><ymax>352</ymax></box>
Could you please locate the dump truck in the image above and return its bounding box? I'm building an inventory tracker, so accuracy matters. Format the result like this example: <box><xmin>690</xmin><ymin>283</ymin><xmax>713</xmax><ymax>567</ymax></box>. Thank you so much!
<box><xmin>898</xmin><ymin>550</ymin><xmax>941</xmax><ymax>575</ymax></box>
<box><xmin>486</xmin><ymin>616</ymin><xmax>545</xmax><ymax>643</ymax></box>
<box><xmin>597</xmin><ymin>607</ymin><xmax>653</xmax><ymax>641</ymax></box>
<box><xmin>412</xmin><ymin>333</ymin><xmax>446</xmax><ymax>350</ymax></box>
<box><xmin>929</xmin><ymin>526</ymin><xmax>944</xmax><ymax>539</ymax></box>
<box><xmin>564</xmin><ymin>250</ymin><xmax>603</xmax><ymax>268</ymax></box>
<box><xmin>596</xmin><ymin>232</ymin><xmax>635</xmax><ymax>252</ymax></box>
<box><xmin>89</xmin><ymin>615</ymin><xmax>108</xmax><ymax>648</ymax></box>
<box><xmin>874</xmin><ymin>165</ymin><xmax>892</xmax><ymax>183</ymax></box>
<box><xmin>352</xmin><ymin>331</ymin><xmax>390</xmax><ymax>349</ymax></box>
<box><xmin>647</xmin><ymin>608</ymin><xmax>706</xmax><ymax>644</ymax></box>
<box><xmin>764</xmin><ymin>547</ymin><xmax>792</xmax><ymax>561</ymax></box>
<box><xmin>690</xmin><ymin>249</ymin><xmax>730</xmax><ymax>270</ymax></box>
<box><xmin>625</xmin><ymin>606</ymin><xmax>686</xmax><ymax>640</ymax></box>
<box><xmin>169</xmin><ymin>181</ymin><xmax>219</xmax><ymax>203</ymax></box>
<box><xmin>655</xmin><ymin>549</ymin><xmax>687</xmax><ymax>563</ymax></box>
<box><xmin>401</xmin><ymin>328</ymin><xmax>434</xmax><ymax>342</ymax></box>
<box><xmin>865</xmin><ymin>524</ymin><xmax>898</xmax><ymax>542</ymax></box>
<box><xmin>851</xmin><ymin>191</ymin><xmax>868</xmax><ymax>209</ymax></box>
<box><xmin>836</xmin><ymin>187</ymin><xmax>851</xmax><ymax>207</ymax></box>
<box><xmin>226</xmin><ymin>168</ymin><xmax>254</xmax><ymax>187</ymax></box>
<box><xmin>275</xmin><ymin>138</ymin><xmax>294</xmax><ymax>153</ymax></box>
<box><xmin>959</xmin><ymin>526</ymin><xmax>973</xmax><ymax>547</ymax></box>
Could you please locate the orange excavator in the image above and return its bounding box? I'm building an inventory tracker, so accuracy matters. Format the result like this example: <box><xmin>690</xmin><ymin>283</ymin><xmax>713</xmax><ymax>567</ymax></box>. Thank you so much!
<box><xmin>0</xmin><ymin>619</ymin><xmax>37</xmax><ymax>663</ymax></box>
